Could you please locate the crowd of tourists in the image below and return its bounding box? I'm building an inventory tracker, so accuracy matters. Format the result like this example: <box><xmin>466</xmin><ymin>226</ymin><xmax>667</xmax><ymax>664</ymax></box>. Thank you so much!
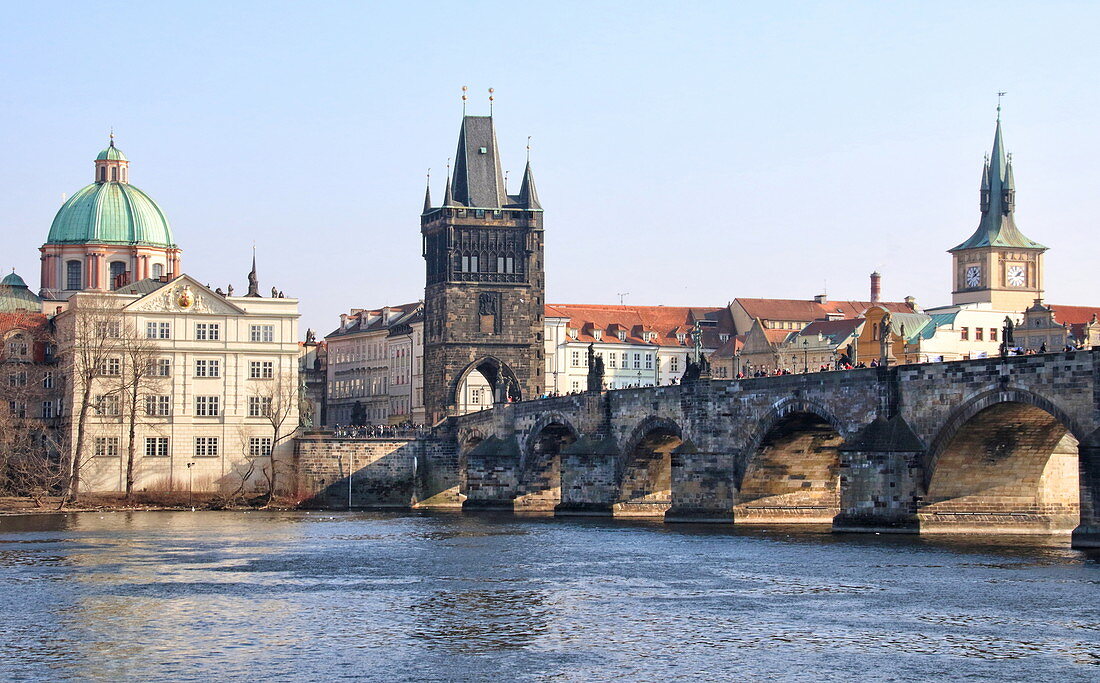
<box><xmin>332</xmin><ymin>423</ymin><xmax>429</xmax><ymax>439</ymax></box>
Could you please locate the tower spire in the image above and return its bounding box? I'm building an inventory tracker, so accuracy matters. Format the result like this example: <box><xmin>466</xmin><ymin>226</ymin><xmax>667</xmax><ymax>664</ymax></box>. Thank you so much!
<box><xmin>422</xmin><ymin>169</ymin><xmax>432</xmax><ymax>214</ymax></box>
<box><xmin>443</xmin><ymin>159</ymin><xmax>455</xmax><ymax>207</ymax></box>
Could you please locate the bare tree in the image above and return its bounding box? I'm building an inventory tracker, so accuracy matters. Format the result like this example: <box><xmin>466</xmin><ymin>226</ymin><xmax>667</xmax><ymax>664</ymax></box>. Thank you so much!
<box><xmin>247</xmin><ymin>367</ymin><xmax>300</xmax><ymax>506</ymax></box>
<box><xmin>0</xmin><ymin>312</ymin><xmax>66</xmax><ymax>505</ymax></box>
<box><xmin>115</xmin><ymin>324</ymin><xmax>167</xmax><ymax>499</ymax></box>
<box><xmin>56</xmin><ymin>294</ymin><xmax>128</xmax><ymax>504</ymax></box>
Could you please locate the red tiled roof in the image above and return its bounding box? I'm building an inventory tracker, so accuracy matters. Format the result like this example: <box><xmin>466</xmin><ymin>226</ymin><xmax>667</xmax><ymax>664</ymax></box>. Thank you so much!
<box><xmin>761</xmin><ymin>328</ymin><xmax>794</xmax><ymax>344</ymax></box>
<box><xmin>736</xmin><ymin>298</ymin><xmax>913</xmax><ymax>322</ymax></box>
<box><xmin>1048</xmin><ymin>304</ymin><xmax>1100</xmax><ymax>340</ymax></box>
<box><xmin>710</xmin><ymin>335</ymin><xmax>745</xmax><ymax>359</ymax></box>
<box><xmin>545</xmin><ymin>303</ymin><xmax>733</xmax><ymax>348</ymax></box>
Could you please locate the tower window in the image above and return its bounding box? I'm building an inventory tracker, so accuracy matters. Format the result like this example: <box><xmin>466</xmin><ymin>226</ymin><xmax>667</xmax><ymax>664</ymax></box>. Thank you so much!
<box><xmin>110</xmin><ymin>167</ymin><xmax>118</xmax><ymax>182</ymax></box>
<box><xmin>66</xmin><ymin>260</ymin><xmax>83</xmax><ymax>290</ymax></box>
<box><xmin>152</xmin><ymin>263</ymin><xmax>164</xmax><ymax>278</ymax></box>
<box><xmin>98</xmin><ymin>167</ymin><xmax>106</xmax><ymax>182</ymax></box>
<box><xmin>478</xmin><ymin>146</ymin><xmax>487</xmax><ymax>154</ymax></box>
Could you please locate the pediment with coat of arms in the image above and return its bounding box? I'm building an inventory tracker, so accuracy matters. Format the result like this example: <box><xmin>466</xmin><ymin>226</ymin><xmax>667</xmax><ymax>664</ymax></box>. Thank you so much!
<box><xmin>124</xmin><ymin>275</ymin><xmax>245</xmax><ymax>315</ymax></box>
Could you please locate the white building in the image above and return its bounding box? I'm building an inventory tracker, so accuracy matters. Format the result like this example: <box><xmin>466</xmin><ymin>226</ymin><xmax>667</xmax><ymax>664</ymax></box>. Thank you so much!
<box><xmin>60</xmin><ymin>275</ymin><xmax>300</xmax><ymax>494</ymax></box>
<box><xmin>324</xmin><ymin>302</ymin><xmax>424</xmax><ymax>425</ymax></box>
<box><xmin>543</xmin><ymin>304</ymin><xmax>734</xmax><ymax>395</ymax></box>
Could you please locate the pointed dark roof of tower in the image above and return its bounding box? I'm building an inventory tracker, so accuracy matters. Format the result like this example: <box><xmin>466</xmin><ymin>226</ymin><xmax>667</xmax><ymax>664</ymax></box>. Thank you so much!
<box><xmin>422</xmin><ymin>178</ymin><xmax>432</xmax><ymax>214</ymax></box>
<box><xmin>514</xmin><ymin>161</ymin><xmax>542</xmax><ymax>210</ymax></box>
<box><xmin>950</xmin><ymin>115</ymin><xmax>1045</xmax><ymax>252</ymax></box>
<box><xmin>442</xmin><ymin>169</ymin><xmax>455</xmax><ymax>207</ymax></box>
<box><xmin>451</xmin><ymin>115</ymin><xmax>507</xmax><ymax>208</ymax></box>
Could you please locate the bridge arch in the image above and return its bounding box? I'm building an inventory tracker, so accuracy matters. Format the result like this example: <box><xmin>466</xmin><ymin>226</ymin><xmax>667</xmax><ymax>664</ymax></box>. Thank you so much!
<box><xmin>514</xmin><ymin>415</ymin><xmax>579</xmax><ymax>512</ymax></box>
<box><xmin>615</xmin><ymin>417</ymin><xmax>683</xmax><ymax>517</ymax></box>
<box><xmin>455</xmin><ymin>427</ymin><xmax>486</xmax><ymax>498</ymax></box>
<box><xmin>734</xmin><ymin>398</ymin><xmax>846</xmax><ymax>524</ymax></box>
<box><xmin>921</xmin><ymin>387</ymin><xmax>1085</xmax><ymax>533</ymax></box>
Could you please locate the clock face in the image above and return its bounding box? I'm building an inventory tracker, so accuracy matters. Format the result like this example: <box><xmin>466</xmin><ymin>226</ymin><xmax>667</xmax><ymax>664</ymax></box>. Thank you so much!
<box><xmin>965</xmin><ymin>266</ymin><xmax>981</xmax><ymax>288</ymax></box>
<box><xmin>1007</xmin><ymin>265</ymin><xmax>1026</xmax><ymax>288</ymax></box>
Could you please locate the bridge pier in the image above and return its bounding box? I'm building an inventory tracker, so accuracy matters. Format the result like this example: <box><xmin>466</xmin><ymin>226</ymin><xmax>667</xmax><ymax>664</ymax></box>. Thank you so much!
<box><xmin>462</xmin><ymin>435</ymin><xmax>521</xmax><ymax>511</ymax></box>
<box><xmin>666</xmin><ymin>440</ymin><xmax>735</xmax><ymax>523</ymax></box>
<box><xmin>1072</xmin><ymin>442</ymin><xmax>1100</xmax><ymax>548</ymax></box>
<box><xmin>557</xmin><ymin>436</ymin><xmax>617</xmax><ymax>516</ymax></box>
<box><xmin>832</xmin><ymin>416</ymin><xmax>923</xmax><ymax>533</ymax></box>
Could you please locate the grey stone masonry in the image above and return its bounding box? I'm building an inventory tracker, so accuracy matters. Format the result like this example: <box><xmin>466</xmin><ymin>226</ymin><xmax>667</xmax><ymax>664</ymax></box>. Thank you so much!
<box><xmin>295</xmin><ymin>349</ymin><xmax>1100</xmax><ymax>548</ymax></box>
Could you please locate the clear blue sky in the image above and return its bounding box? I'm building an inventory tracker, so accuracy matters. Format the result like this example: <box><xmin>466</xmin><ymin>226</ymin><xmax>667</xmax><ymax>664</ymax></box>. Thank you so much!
<box><xmin>2</xmin><ymin>1</ymin><xmax>1098</xmax><ymax>335</ymax></box>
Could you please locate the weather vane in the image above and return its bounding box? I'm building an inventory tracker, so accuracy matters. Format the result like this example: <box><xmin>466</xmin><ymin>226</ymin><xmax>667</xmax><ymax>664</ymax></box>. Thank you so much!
<box><xmin>461</xmin><ymin>85</ymin><xmax>468</xmax><ymax>115</ymax></box>
<box><xmin>997</xmin><ymin>91</ymin><xmax>1007</xmax><ymax>118</ymax></box>
<box><xmin>489</xmin><ymin>87</ymin><xmax>494</xmax><ymax>116</ymax></box>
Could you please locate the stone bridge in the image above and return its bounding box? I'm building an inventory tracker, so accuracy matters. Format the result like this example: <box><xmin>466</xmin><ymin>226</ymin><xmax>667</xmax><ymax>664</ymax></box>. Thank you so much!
<box><xmin>433</xmin><ymin>350</ymin><xmax>1100</xmax><ymax>548</ymax></box>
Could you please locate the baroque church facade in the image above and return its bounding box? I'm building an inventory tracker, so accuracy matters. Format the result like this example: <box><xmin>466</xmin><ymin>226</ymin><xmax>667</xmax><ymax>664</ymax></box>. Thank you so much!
<box><xmin>21</xmin><ymin>139</ymin><xmax>301</xmax><ymax>496</ymax></box>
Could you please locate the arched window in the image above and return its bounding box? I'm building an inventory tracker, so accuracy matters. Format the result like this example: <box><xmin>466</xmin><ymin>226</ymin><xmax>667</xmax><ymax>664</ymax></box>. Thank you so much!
<box><xmin>110</xmin><ymin>167</ymin><xmax>118</xmax><ymax>182</ymax></box>
<box><xmin>152</xmin><ymin>263</ymin><xmax>164</xmax><ymax>279</ymax></box>
<box><xmin>98</xmin><ymin>167</ymin><xmax>106</xmax><ymax>182</ymax></box>
<box><xmin>66</xmin><ymin>260</ymin><xmax>83</xmax><ymax>291</ymax></box>
<box><xmin>110</xmin><ymin>261</ymin><xmax>126</xmax><ymax>285</ymax></box>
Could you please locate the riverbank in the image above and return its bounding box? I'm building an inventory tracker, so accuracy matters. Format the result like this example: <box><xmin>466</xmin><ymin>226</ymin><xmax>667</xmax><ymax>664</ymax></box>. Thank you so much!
<box><xmin>0</xmin><ymin>494</ymin><xmax>292</xmax><ymax>515</ymax></box>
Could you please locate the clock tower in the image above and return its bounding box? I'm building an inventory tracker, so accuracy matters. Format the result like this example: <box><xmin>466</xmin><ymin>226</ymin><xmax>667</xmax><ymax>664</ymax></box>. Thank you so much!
<box><xmin>949</xmin><ymin>110</ymin><xmax>1046</xmax><ymax>311</ymax></box>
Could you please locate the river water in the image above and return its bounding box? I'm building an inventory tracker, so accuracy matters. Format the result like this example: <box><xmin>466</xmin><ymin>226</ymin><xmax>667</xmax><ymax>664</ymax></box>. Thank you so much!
<box><xmin>0</xmin><ymin>511</ymin><xmax>1096</xmax><ymax>681</ymax></box>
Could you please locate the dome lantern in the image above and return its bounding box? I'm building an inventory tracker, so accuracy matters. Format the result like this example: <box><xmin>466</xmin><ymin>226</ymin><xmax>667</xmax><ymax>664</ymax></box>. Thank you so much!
<box><xmin>94</xmin><ymin>132</ymin><xmax>129</xmax><ymax>183</ymax></box>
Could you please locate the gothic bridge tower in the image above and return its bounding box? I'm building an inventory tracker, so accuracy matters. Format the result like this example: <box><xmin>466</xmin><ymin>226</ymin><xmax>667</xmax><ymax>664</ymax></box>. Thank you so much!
<box><xmin>421</xmin><ymin>114</ymin><xmax>544</xmax><ymax>422</ymax></box>
<box><xmin>949</xmin><ymin>109</ymin><xmax>1047</xmax><ymax>311</ymax></box>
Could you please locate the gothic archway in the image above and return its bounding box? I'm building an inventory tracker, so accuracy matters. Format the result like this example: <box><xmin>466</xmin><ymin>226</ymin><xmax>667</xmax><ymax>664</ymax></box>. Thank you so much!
<box><xmin>452</xmin><ymin>357</ymin><xmax>522</xmax><ymax>415</ymax></box>
<box><xmin>614</xmin><ymin>417</ymin><xmax>683</xmax><ymax>517</ymax></box>
<box><xmin>515</xmin><ymin>416</ymin><xmax>578</xmax><ymax>512</ymax></box>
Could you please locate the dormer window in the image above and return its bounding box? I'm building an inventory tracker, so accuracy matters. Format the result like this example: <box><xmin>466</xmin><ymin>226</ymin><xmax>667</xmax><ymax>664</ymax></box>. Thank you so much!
<box><xmin>719</xmin><ymin>333</ymin><xmax>730</xmax><ymax>342</ymax></box>
<box><xmin>568</xmin><ymin>328</ymin><xmax>578</xmax><ymax>340</ymax></box>
<box><xmin>593</xmin><ymin>330</ymin><xmax>602</xmax><ymax>341</ymax></box>
<box><xmin>617</xmin><ymin>331</ymin><xmax>626</xmax><ymax>341</ymax></box>
<box><xmin>676</xmin><ymin>333</ymin><xmax>686</xmax><ymax>344</ymax></box>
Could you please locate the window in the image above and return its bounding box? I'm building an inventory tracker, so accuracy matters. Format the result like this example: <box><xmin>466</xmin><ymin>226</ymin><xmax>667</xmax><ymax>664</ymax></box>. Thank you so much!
<box><xmin>249</xmin><ymin>325</ymin><xmax>275</xmax><ymax>342</ymax></box>
<box><xmin>7</xmin><ymin>401</ymin><xmax>26</xmax><ymax>418</ymax></box>
<box><xmin>99</xmin><ymin>357</ymin><xmax>121</xmax><ymax>376</ymax></box>
<box><xmin>571</xmin><ymin>381</ymin><xmax>580</xmax><ymax>391</ymax></box>
<box><xmin>109</xmin><ymin>261</ymin><xmax>126</xmax><ymax>284</ymax></box>
<box><xmin>8</xmin><ymin>371</ymin><xmax>27</xmax><ymax>387</ymax></box>
<box><xmin>671</xmin><ymin>356</ymin><xmax>679</xmax><ymax>373</ymax></box>
<box><xmin>975</xmin><ymin>328</ymin><xmax>983</xmax><ymax>341</ymax></box>
<box><xmin>470</xmin><ymin>390</ymin><xmax>480</xmax><ymax>405</ymax></box>
<box><xmin>42</xmin><ymin>372</ymin><xmax>53</xmax><ymax>389</ymax></box>
<box><xmin>146</xmin><ymin>321</ymin><xmax>171</xmax><ymax>339</ymax></box>
<box><xmin>634</xmin><ymin>353</ymin><xmax>641</xmax><ymax>369</ymax></box>
<box><xmin>94</xmin><ymin>437</ymin><xmax>119</xmax><ymax>458</ymax></box>
<box><xmin>249</xmin><ymin>361</ymin><xmax>274</xmax><ymax>379</ymax></box>
<box><xmin>150</xmin><ymin>359</ymin><xmax>171</xmax><ymax>377</ymax></box>
<box><xmin>645</xmin><ymin>354</ymin><xmax>653</xmax><ymax>369</ymax></box>
<box><xmin>145</xmin><ymin>437</ymin><xmax>169</xmax><ymax>458</ymax></box>
<box><xmin>42</xmin><ymin>401</ymin><xmax>54</xmax><ymax>419</ymax></box>
<box><xmin>571</xmin><ymin>350</ymin><xmax>581</xmax><ymax>366</ymax></box>
<box><xmin>496</xmin><ymin>256</ymin><xmax>515</xmax><ymax>273</ymax></box>
<box><xmin>990</xmin><ymin>328</ymin><xmax>998</xmax><ymax>342</ymax></box>
<box><xmin>66</xmin><ymin>260</ymin><xmax>83</xmax><ymax>291</ymax></box>
<box><xmin>195</xmin><ymin>396</ymin><xmax>220</xmax><ymax>416</ymax></box>
<box><xmin>609</xmin><ymin>355</ymin><xmax>617</xmax><ymax>369</ymax></box>
<box><xmin>194</xmin><ymin>437</ymin><xmax>219</xmax><ymax>457</ymax></box>
<box><xmin>152</xmin><ymin>263</ymin><xmax>164</xmax><ymax>278</ymax></box>
<box><xmin>145</xmin><ymin>395</ymin><xmax>171</xmax><ymax>416</ymax></box>
<box><xmin>249</xmin><ymin>437</ymin><xmax>273</xmax><ymax>457</ymax></box>
<box><xmin>194</xmin><ymin>359</ymin><xmax>221</xmax><ymax>377</ymax></box>
<box><xmin>97</xmin><ymin>321</ymin><xmax>121</xmax><ymax>338</ymax></box>
<box><xmin>94</xmin><ymin>394</ymin><xmax>120</xmax><ymax>416</ymax></box>
<box><xmin>248</xmin><ymin>396</ymin><xmax>272</xmax><ymax>417</ymax></box>
<box><xmin>960</xmin><ymin>327</ymin><xmax>969</xmax><ymax>341</ymax></box>
<box><xmin>195</xmin><ymin>323</ymin><xmax>221</xmax><ymax>341</ymax></box>
<box><xmin>593</xmin><ymin>330</ymin><xmax>602</xmax><ymax>341</ymax></box>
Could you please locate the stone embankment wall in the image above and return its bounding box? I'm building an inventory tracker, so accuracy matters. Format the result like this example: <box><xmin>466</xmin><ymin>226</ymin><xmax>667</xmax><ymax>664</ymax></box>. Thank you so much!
<box><xmin>294</xmin><ymin>433</ymin><xmax>460</xmax><ymax>509</ymax></box>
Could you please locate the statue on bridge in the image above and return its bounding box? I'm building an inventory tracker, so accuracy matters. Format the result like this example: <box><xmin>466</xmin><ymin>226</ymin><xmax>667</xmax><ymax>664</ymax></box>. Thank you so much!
<box><xmin>1001</xmin><ymin>316</ymin><xmax>1016</xmax><ymax>356</ymax></box>
<box><xmin>586</xmin><ymin>343</ymin><xmax>605</xmax><ymax>392</ymax></box>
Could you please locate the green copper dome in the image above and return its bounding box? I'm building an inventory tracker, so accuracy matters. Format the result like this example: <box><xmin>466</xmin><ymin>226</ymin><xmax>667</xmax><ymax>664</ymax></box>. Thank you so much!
<box><xmin>0</xmin><ymin>270</ymin><xmax>42</xmax><ymax>312</ymax></box>
<box><xmin>46</xmin><ymin>143</ymin><xmax>175</xmax><ymax>247</ymax></box>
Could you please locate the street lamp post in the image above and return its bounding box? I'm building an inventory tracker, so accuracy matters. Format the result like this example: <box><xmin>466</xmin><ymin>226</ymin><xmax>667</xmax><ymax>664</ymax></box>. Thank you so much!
<box><xmin>186</xmin><ymin>462</ymin><xmax>195</xmax><ymax>509</ymax></box>
<box><xmin>803</xmin><ymin>340</ymin><xmax>809</xmax><ymax>374</ymax></box>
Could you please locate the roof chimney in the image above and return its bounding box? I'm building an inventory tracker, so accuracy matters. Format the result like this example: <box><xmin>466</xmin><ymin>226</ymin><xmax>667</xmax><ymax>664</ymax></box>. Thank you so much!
<box><xmin>870</xmin><ymin>271</ymin><xmax>882</xmax><ymax>303</ymax></box>
<box><xmin>813</xmin><ymin>294</ymin><xmax>827</xmax><ymax>304</ymax></box>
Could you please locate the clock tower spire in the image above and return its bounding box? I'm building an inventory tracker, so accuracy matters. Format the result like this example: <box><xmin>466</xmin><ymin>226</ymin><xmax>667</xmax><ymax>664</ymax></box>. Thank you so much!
<box><xmin>948</xmin><ymin>106</ymin><xmax>1047</xmax><ymax>311</ymax></box>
